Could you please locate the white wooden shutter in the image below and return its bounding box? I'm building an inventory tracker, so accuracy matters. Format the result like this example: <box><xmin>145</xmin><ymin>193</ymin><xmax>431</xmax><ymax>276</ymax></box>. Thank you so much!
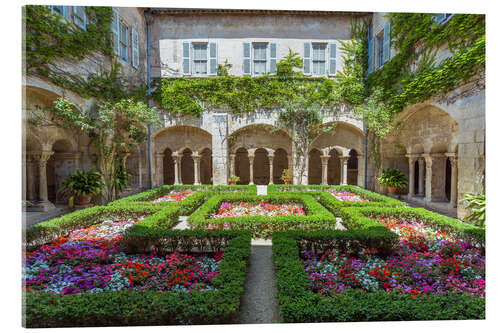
<box><xmin>328</xmin><ymin>42</ymin><xmax>337</xmax><ymax>76</ymax></box>
<box><xmin>243</xmin><ymin>42</ymin><xmax>251</xmax><ymax>75</ymax></box>
<box><xmin>209</xmin><ymin>42</ymin><xmax>218</xmax><ymax>75</ymax></box>
<box><xmin>182</xmin><ymin>42</ymin><xmax>191</xmax><ymax>75</ymax></box>
<box><xmin>303</xmin><ymin>42</ymin><xmax>311</xmax><ymax>74</ymax></box>
<box><xmin>131</xmin><ymin>27</ymin><xmax>139</xmax><ymax>68</ymax></box>
<box><xmin>269</xmin><ymin>42</ymin><xmax>277</xmax><ymax>74</ymax></box>
<box><xmin>72</xmin><ymin>6</ymin><xmax>86</xmax><ymax>30</ymax></box>
<box><xmin>110</xmin><ymin>8</ymin><xmax>119</xmax><ymax>56</ymax></box>
<box><xmin>383</xmin><ymin>22</ymin><xmax>391</xmax><ymax>64</ymax></box>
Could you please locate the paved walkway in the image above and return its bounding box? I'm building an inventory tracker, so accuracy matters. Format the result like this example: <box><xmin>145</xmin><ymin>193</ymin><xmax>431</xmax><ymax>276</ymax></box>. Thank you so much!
<box><xmin>256</xmin><ymin>185</ymin><xmax>268</xmax><ymax>195</ymax></box>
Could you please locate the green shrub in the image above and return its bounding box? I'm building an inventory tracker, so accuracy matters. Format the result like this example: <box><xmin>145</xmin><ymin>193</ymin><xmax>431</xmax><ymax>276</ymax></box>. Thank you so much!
<box><xmin>24</xmin><ymin>230</ymin><xmax>251</xmax><ymax>327</ymax></box>
<box><xmin>463</xmin><ymin>193</ymin><xmax>486</xmax><ymax>227</ymax></box>
<box><xmin>377</xmin><ymin>168</ymin><xmax>408</xmax><ymax>189</ymax></box>
<box><xmin>188</xmin><ymin>193</ymin><xmax>337</xmax><ymax>238</ymax></box>
<box><xmin>272</xmin><ymin>231</ymin><xmax>485</xmax><ymax>322</ymax></box>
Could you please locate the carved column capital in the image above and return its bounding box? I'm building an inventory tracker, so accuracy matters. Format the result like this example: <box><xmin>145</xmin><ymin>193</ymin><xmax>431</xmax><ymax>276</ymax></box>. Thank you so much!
<box><xmin>33</xmin><ymin>151</ymin><xmax>54</xmax><ymax>167</ymax></box>
<box><xmin>320</xmin><ymin>155</ymin><xmax>329</xmax><ymax>166</ymax></box>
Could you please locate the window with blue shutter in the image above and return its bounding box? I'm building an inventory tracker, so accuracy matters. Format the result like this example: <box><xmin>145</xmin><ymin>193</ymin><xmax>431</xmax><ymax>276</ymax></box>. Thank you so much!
<box><xmin>312</xmin><ymin>43</ymin><xmax>326</xmax><ymax>75</ymax></box>
<box><xmin>243</xmin><ymin>42</ymin><xmax>251</xmax><ymax>75</ymax></box>
<box><xmin>182</xmin><ymin>41</ymin><xmax>191</xmax><ymax>75</ymax></box>
<box><xmin>382</xmin><ymin>22</ymin><xmax>391</xmax><ymax>64</ymax></box>
<box><xmin>192</xmin><ymin>43</ymin><xmax>208</xmax><ymax>75</ymax></box>
<box><xmin>72</xmin><ymin>6</ymin><xmax>86</xmax><ymax>30</ymax></box>
<box><xmin>377</xmin><ymin>35</ymin><xmax>383</xmax><ymax>68</ymax></box>
<box><xmin>131</xmin><ymin>27</ymin><xmax>139</xmax><ymax>69</ymax></box>
<box><xmin>434</xmin><ymin>13</ymin><xmax>453</xmax><ymax>24</ymax></box>
<box><xmin>328</xmin><ymin>42</ymin><xmax>337</xmax><ymax>76</ymax></box>
<box><xmin>119</xmin><ymin>21</ymin><xmax>129</xmax><ymax>62</ymax></box>
<box><xmin>269</xmin><ymin>42</ymin><xmax>277</xmax><ymax>74</ymax></box>
<box><xmin>49</xmin><ymin>5</ymin><xmax>68</xmax><ymax>19</ymax></box>
<box><xmin>111</xmin><ymin>8</ymin><xmax>119</xmax><ymax>56</ymax></box>
<box><xmin>253</xmin><ymin>43</ymin><xmax>267</xmax><ymax>75</ymax></box>
<box><xmin>303</xmin><ymin>42</ymin><xmax>311</xmax><ymax>74</ymax></box>
<box><xmin>369</xmin><ymin>37</ymin><xmax>375</xmax><ymax>73</ymax></box>
<box><xmin>209</xmin><ymin>42</ymin><xmax>218</xmax><ymax>75</ymax></box>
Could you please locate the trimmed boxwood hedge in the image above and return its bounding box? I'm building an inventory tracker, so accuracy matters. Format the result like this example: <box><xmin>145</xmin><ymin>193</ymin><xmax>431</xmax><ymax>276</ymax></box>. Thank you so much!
<box><xmin>272</xmin><ymin>231</ymin><xmax>485</xmax><ymax>322</ymax></box>
<box><xmin>23</xmin><ymin>230</ymin><xmax>252</xmax><ymax>327</ymax></box>
<box><xmin>188</xmin><ymin>193</ymin><xmax>337</xmax><ymax>238</ymax></box>
<box><xmin>268</xmin><ymin>185</ymin><xmax>406</xmax><ymax>215</ymax></box>
<box><xmin>23</xmin><ymin>205</ymin><xmax>181</xmax><ymax>251</ymax></box>
<box><xmin>340</xmin><ymin>206</ymin><xmax>485</xmax><ymax>249</ymax></box>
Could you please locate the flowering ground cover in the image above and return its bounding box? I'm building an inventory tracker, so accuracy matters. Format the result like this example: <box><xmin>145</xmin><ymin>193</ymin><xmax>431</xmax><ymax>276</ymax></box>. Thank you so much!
<box><xmin>212</xmin><ymin>201</ymin><xmax>306</xmax><ymax>219</ymax></box>
<box><xmin>150</xmin><ymin>189</ymin><xmax>196</xmax><ymax>203</ymax></box>
<box><xmin>327</xmin><ymin>190</ymin><xmax>370</xmax><ymax>202</ymax></box>
<box><xmin>303</xmin><ymin>216</ymin><xmax>485</xmax><ymax>298</ymax></box>
<box><xmin>23</xmin><ymin>217</ymin><xmax>222</xmax><ymax>295</ymax></box>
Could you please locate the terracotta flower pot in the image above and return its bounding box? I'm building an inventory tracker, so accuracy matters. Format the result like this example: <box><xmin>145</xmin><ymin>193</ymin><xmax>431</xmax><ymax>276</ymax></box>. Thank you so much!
<box><xmin>75</xmin><ymin>194</ymin><xmax>92</xmax><ymax>205</ymax></box>
<box><xmin>229</xmin><ymin>181</ymin><xmax>236</xmax><ymax>185</ymax></box>
<box><xmin>284</xmin><ymin>179</ymin><xmax>292</xmax><ymax>185</ymax></box>
<box><xmin>387</xmin><ymin>186</ymin><xmax>397</xmax><ymax>194</ymax></box>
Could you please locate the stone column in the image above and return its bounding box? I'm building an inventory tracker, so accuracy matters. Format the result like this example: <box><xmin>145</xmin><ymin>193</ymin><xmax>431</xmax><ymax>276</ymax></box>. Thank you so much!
<box><xmin>446</xmin><ymin>153</ymin><xmax>458</xmax><ymax>208</ymax></box>
<box><xmin>320</xmin><ymin>155</ymin><xmax>329</xmax><ymax>185</ymax></box>
<box><xmin>417</xmin><ymin>157</ymin><xmax>425</xmax><ymax>196</ymax></box>
<box><xmin>193</xmin><ymin>152</ymin><xmax>201</xmax><ymax>185</ymax></box>
<box><xmin>211</xmin><ymin>113</ymin><xmax>229</xmax><ymax>185</ymax></box>
<box><xmin>172</xmin><ymin>152</ymin><xmax>180</xmax><ymax>185</ymax></box>
<box><xmin>154</xmin><ymin>152</ymin><xmax>164</xmax><ymax>187</ymax></box>
<box><xmin>340</xmin><ymin>156</ymin><xmax>349</xmax><ymax>185</ymax></box>
<box><xmin>34</xmin><ymin>151</ymin><xmax>55</xmax><ymax>211</ymax></box>
<box><xmin>423</xmin><ymin>154</ymin><xmax>433</xmax><ymax>203</ymax></box>
<box><xmin>357</xmin><ymin>154</ymin><xmax>365</xmax><ymax>188</ymax></box>
<box><xmin>268</xmin><ymin>150</ymin><xmax>275</xmax><ymax>185</ymax></box>
<box><xmin>229</xmin><ymin>153</ymin><xmax>236</xmax><ymax>177</ymax></box>
<box><xmin>25</xmin><ymin>153</ymin><xmax>37</xmax><ymax>201</ymax></box>
<box><xmin>406</xmin><ymin>154</ymin><xmax>417</xmax><ymax>199</ymax></box>
<box><xmin>248</xmin><ymin>149</ymin><xmax>255</xmax><ymax>185</ymax></box>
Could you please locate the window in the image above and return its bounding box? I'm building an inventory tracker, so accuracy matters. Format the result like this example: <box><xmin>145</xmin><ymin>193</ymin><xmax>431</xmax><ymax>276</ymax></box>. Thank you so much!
<box><xmin>312</xmin><ymin>43</ymin><xmax>326</xmax><ymax>75</ymax></box>
<box><xmin>49</xmin><ymin>5</ymin><xmax>66</xmax><ymax>18</ymax></box>
<box><xmin>434</xmin><ymin>13</ymin><xmax>453</xmax><ymax>24</ymax></box>
<box><xmin>377</xmin><ymin>34</ymin><xmax>384</xmax><ymax>68</ymax></box>
<box><xmin>72</xmin><ymin>6</ymin><xmax>86</xmax><ymax>30</ymax></box>
<box><xmin>192</xmin><ymin>43</ymin><xmax>208</xmax><ymax>74</ymax></box>
<box><xmin>119</xmin><ymin>20</ymin><xmax>129</xmax><ymax>62</ymax></box>
<box><xmin>253</xmin><ymin>43</ymin><xmax>267</xmax><ymax>75</ymax></box>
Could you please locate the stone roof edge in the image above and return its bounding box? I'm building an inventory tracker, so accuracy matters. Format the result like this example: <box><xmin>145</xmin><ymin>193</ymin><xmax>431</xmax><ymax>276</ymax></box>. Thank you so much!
<box><xmin>147</xmin><ymin>8</ymin><xmax>371</xmax><ymax>16</ymax></box>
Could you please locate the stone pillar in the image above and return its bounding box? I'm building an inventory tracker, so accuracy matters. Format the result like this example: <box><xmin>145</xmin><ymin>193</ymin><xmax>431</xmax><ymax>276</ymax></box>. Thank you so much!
<box><xmin>357</xmin><ymin>154</ymin><xmax>365</xmax><ymax>188</ymax></box>
<box><xmin>406</xmin><ymin>155</ymin><xmax>417</xmax><ymax>199</ymax></box>
<box><xmin>423</xmin><ymin>154</ymin><xmax>433</xmax><ymax>203</ymax></box>
<box><xmin>193</xmin><ymin>152</ymin><xmax>201</xmax><ymax>185</ymax></box>
<box><xmin>446</xmin><ymin>153</ymin><xmax>458</xmax><ymax>208</ymax></box>
<box><xmin>248</xmin><ymin>149</ymin><xmax>255</xmax><ymax>185</ymax></box>
<box><xmin>417</xmin><ymin>157</ymin><xmax>425</xmax><ymax>196</ymax></box>
<box><xmin>34</xmin><ymin>151</ymin><xmax>55</xmax><ymax>211</ymax></box>
<box><xmin>25</xmin><ymin>153</ymin><xmax>37</xmax><ymax>201</ymax></box>
<box><xmin>340</xmin><ymin>156</ymin><xmax>349</xmax><ymax>185</ymax></box>
<box><xmin>154</xmin><ymin>152</ymin><xmax>164</xmax><ymax>187</ymax></box>
<box><xmin>268</xmin><ymin>149</ymin><xmax>274</xmax><ymax>185</ymax></box>
<box><xmin>229</xmin><ymin>153</ymin><xmax>236</xmax><ymax>177</ymax></box>
<box><xmin>320</xmin><ymin>156</ymin><xmax>329</xmax><ymax>185</ymax></box>
<box><xmin>211</xmin><ymin>113</ymin><xmax>229</xmax><ymax>185</ymax></box>
<box><xmin>172</xmin><ymin>152</ymin><xmax>180</xmax><ymax>185</ymax></box>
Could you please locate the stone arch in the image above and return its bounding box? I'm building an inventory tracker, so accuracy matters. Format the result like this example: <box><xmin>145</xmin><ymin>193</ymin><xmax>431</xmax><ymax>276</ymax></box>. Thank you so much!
<box><xmin>235</xmin><ymin>147</ymin><xmax>250</xmax><ymax>184</ymax></box>
<box><xmin>200</xmin><ymin>148</ymin><xmax>212</xmax><ymax>184</ymax></box>
<box><xmin>153</xmin><ymin>126</ymin><xmax>212</xmax><ymax>156</ymax></box>
<box><xmin>273</xmin><ymin>148</ymin><xmax>288</xmax><ymax>184</ymax></box>
<box><xmin>253</xmin><ymin>148</ymin><xmax>270</xmax><ymax>185</ymax></box>
<box><xmin>46</xmin><ymin>139</ymin><xmax>80</xmax><ymax>204</ymax></box>
<box><xmin>308</xmin><ymin>148</ymin><xmax>322</xmax><ymax>185</ymax></box>
<box><xmin>180</xmin><ymin>148</ymin><xmax>194</xmax><ymax>185</ymax></box>
<box><xmin>163</xmin><ymin>148</ymin><xmax>175</xmax><ymax>185</ymax></box>
<box><xmin>311</xmin><ymin>122</ymin><xmax>365</xmax><ymax>155</ymax></box>
<box><xmin>228</xmin><ymin>124</ymin><xmax>292</xmax><ymax>155</ymax></box>
<box><xmin>327</xmin><ymin>149</ymin><xmax>341</xmax><ymax>185</ymax></box>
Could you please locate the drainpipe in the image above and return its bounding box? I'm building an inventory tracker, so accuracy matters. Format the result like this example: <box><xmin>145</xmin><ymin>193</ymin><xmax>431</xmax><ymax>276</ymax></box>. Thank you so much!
<box><xmin>145</xmin><ymin>9</ymin><xmax>154</xmax><ymax>189</ymax></box>
<box><xmin>364</xmin><ymin>120</ymin><xmax>368</xmax><ymax>189</ymax></box>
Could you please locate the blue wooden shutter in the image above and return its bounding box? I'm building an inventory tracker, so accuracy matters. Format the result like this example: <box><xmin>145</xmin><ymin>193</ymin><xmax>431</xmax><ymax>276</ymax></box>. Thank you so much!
<box><xmin>111</xmin><ymin>8</ymin><xmax>119</xmax><ymax>56</ymax></box>
<box><xmin>131</xmin><ymin>27</ymin><xmax>139</xmax><ymax>68</ymax></box>
<box><xmin>182</xmin><ymin>41</ymin><xmax>190</xmax><ymax>75</ymax></box>
<box><xmin>72</xmin><ymin>6</ymin><xmax>86</xmax><ymax>30</ymax></box>
<box><xmin>243</xmin><ymin>42</ymin><xmax>251</xmax><ymax>75</ymax></box>
<box><xmin>303</xmin><ymin>42</ymin><xmax>311</xmax><ymax>74</ymax></box>
<box><xmin>328</xmin><ymin>42</ymin><xmax>337</xmax><ymax>76</ymax></box>
<box><xmin>383</xmin><ymin>22</ymin><xmax>391</xmax><ymax>64</ymax></box>
<box><xmin>368</xmin><ymin>37</ymin><xmax>375</xmax><ymax>74</ymax></box>
<box><xmin>434</xmin><ymin>14</ymin><xmax>446</xmax><ymax>23</ymax></box>
<box><xmin>209</xmin><ymin>42</ymin><xmax>217</xmax><ymax>75</ymax></box>
<box><xmin>269</xmin><ymin>42</ymin><xmax>277</xmax><ymax>74</ymax></box>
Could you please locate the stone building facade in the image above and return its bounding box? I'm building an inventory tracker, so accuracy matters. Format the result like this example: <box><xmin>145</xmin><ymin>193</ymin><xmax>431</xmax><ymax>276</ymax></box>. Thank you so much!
<box><xmin>23</xmin><ymin>8</ymin><xmax>485</xmax><ymax>219</ymax></box>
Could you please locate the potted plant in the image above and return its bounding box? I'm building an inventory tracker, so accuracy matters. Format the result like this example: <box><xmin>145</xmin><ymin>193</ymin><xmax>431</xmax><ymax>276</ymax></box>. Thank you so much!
<box><xmin>59</xmin><ymin>169</ymin><xmax>103</xmax><ymax>207</ymax></box>
<box><xmin>229</xmin><ymin>174</ymin><xmax>240</xmax><ymax>185</ymax></box>
<box><xmin>281</xmin><ymin>168</ymin><xmax>293</xmax><ymax>185</ymax></box>
<box><xmin>377</xmin><ymin>168</ymin><xmax>408</xmax><ymax>194</ymax></box>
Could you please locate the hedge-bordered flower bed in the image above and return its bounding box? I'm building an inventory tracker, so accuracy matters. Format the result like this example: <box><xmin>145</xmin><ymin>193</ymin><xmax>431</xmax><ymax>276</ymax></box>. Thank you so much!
<box><xmin>272</xmin><ymin>230</ymin><xmax>485</xmax><ymax>322</ymax></box>
<box><xmin>23</xmin><ymin>229</ymin><xmax>251</xmax><ymax>327</ymax></box>
<box><xmin>268</xmin><ymin>185</ymin><xmax>406</xmax><ymax>215</ymax></box>
<box><xmin>108</xmin><ymin>185</ymin><xmax>257</xmax><ymax>215</ymax></box>
<box><xmin>23</xmin><ymin>205</ymin><xmax>181</xmax><ymax>251</ymax></box>
<box><xmin>188</xmin><ymin>193</ymin><xmax>337</xmax><ymax>238</ymax></box>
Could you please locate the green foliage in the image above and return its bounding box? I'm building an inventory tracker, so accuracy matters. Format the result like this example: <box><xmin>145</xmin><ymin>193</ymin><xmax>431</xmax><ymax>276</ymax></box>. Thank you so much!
<box><xmin>463</xmin><ymin>193</ymin><xmax>486</xmax><ymax>227</ymax></box>
<box><xmin>114</xmin><ymin>165</ymin><xmax>131</xmax><ymax>193</ymax></box>
<box><xmin>377</xmin><ymin>168</ymin><xmax>408</xmax><ymax>189</ymax></box>
<box><xmin>24</xmin><ymin>230</ymin><xmax>251</xmax><ymax>327</ymax></box>
<box><xmin>59</xmin><ymin>169</ymin><xmax>103</xmax><ymax>207</ymax></box>
<box><xmin>280</xmin><ymin>168</ymin><xmax>293</xmax><ymax>182</ymax></box>
<box><xmin>229</xmin><ymin>174</ymin><xmax>240</xmax><ymax>182</ymax></box>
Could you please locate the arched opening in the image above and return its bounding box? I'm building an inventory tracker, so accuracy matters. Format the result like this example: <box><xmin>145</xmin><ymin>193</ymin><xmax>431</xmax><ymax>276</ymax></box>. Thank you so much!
<box><xmin>327</xmin><ymin>149</ymin><xmax>341</xmax><ymax>185</ymax></box>
<box><xmin>47</xmin><ymin>139</ymin><xmax>75</xmax><ymax>204</ymax></box>
<box><xmin>445</xmin><ymin>157</ymin><xmax>452</xmax><ymax>201</ymax></box>
<box><xmin>235</xmin><ymin>148</ymin><xmax>250</xmax><ymax>184</ymax></box>
<box><xmin>200</xmin><ymin>148</ymin><xmax>212</xmax><ymax>184</ymax></box>
<box><xmin>308</xmin><ymin>149</ymin><xmax>322</xmax><ymax>185</ymax></box>
<box><xmin>347</xmin><ymin>149</ymin><xmax>358</xmax><ymax>185</ymax></box>
<box><xmin>414</xmin><ymin>160</ymin><xmax>419</xmax><ymax>194</ymax></box>
<box><xmin>254</xmin><ymin>148</ymin><xmax>270</xmax><ymax>185</ymax></box>
<box><xmin>163</xmin><ymin>148</ymin><xmax>175</xmax><ymax>185</ymax></box>
<box><xmin>180</xmin><ymin>148</ymin><xmax>194</xmax><ymax>185</ymax></box>
<box><xmin>273</xmin><ymin>148</ymin><xmax>288</xmax><ymax>184</ymax></box>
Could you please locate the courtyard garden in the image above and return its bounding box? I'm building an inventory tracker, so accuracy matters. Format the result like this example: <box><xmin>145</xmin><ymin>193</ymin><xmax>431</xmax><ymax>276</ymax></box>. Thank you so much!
<box><xmin>22</xmin><ymin>184</ymin><xmax>485</xmax><ymax>327</ymax></box>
